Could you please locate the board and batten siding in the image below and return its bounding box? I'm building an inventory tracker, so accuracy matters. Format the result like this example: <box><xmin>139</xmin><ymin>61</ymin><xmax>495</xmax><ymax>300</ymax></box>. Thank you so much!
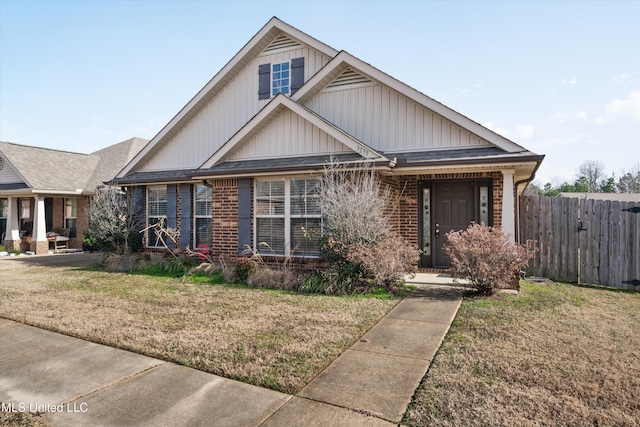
<box><xmin>229</xmin><ymin>109</ymin><xmax>351</xmax><ymax>161</ymax></box>
<box><xmin>0</xmin><ymin>159</ymin><xmax>24</xmax><ymax>184</ymax></box>
<box><xmin>139</xmin><ymin>47</ymin><xmax>332</xmax><ymax>172</ymax></box>
<box><xmin>305</xmin><ymin>84</ymin><xmax>492</xmax><ymax>152</ymax></box>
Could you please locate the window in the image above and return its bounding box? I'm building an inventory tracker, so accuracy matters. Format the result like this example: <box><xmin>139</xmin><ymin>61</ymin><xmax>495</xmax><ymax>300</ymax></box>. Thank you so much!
<box><xmin>147</xmin><ymin>186</ymin><xmax>167</xmax><ymax>247</ymax></box>
<box><xmin>272</xmin><ymin>62</ymin><xmax>290</xmax><ymax>96</ymax></box>
<box><xmin>0</xmin><ymin>198</ymin><xmax>7</xmax><ymax>243</ymax></box>
<box><xmin>255</xmin><ymin>177</ymin><xmax>321</xmax><ymax>257</ymax></box>
<box><xmin>194</xmin><ymin>185</ymin><xmax>212</xmax><ymax>249</ymax></box>
<box><xmin>19</xmin><ymin>198</ymin><xmax>30</xmax><ymax>231</ymax></box>
<box><xmin>290</xmin><ymin>178</ymin><xmax>322</xmax><ymax>256</ymax></box>
<box><xmin>64</xmin><ymin>198</ymin><xmax>77</xmax><ymax>238</ymax></box>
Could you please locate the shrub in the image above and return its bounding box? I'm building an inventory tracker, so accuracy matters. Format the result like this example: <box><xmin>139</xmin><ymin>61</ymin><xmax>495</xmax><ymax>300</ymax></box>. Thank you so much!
<box><xmin>235</xmin><ymin>257</ymin><xmax>256</xmax><ymax>284</ymax></box>
<box><xmin>317</xmin><ymin>161</ymin><xmax>420</xmax><ymax>294</ymax></box>
<box><xmin>443</xmin><ymin>223</ymin><xmax>534</xmax><ymax>295</ymax></box>
<box><xmin>347</xmin><ymin>232</ymin><xmax>419</xmax><ymax>292</ymax></box>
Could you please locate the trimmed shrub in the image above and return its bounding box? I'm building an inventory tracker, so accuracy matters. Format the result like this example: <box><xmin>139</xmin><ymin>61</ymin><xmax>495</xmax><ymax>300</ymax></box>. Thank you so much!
<box><xmin>443</xmin><ymin>223</ymin><xmax>534</xmax><ymax>295</ymax></box>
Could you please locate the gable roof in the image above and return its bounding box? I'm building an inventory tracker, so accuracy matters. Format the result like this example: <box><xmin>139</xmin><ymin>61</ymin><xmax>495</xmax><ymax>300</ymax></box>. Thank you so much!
<box><xmin>293</xmin><ymin>51</ymin><xmax>528</xmax><ymax>154</ymax></box>
<box><xmin>118</xmin><ymin>17</ymin><xmax>338</xmax><ymax>178</ymax></box>
<box><xmin>0</xmin><ymin>137</ymin><xmax>147</xmax><ymax>194</ymax></box>
<box><xmin>116</xmin><ymin>18</ymin><xmax>542</xmax><ymax>181</ymax></box>
<box><xmin>200</xmin><ymin>93</ymin><xmax>387</xmax><ymax>169</ymax></box>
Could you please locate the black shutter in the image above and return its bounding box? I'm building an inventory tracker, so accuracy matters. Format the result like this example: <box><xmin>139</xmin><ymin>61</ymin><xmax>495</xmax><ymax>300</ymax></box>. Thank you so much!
<box><xmin>166</xmin><ymin>185</ymin><xmax>177</xmax><ymax>248</ymax></box>
<box><xmin>291</xmin><ymin>57</ymin><xmax>304</xmax><ymax>94</ymax></box>
<box><xmin>132</xmin><ymin>186</ymin><xmax>145</xmax><ymax>250</ymax></box>
<box><xmin>237</xmin><ymin>178</ymin><xmax>252</xmax><ymax>254</ymax></box>
<box><xmin>180</xmin><ymin>184</ymin><xmax>192</xmax><ymax>248</ymax></box>
<box><xmin>258</xmin><ymin>63</ymin><xmax>271</xmax><ymax>100</ymax></box>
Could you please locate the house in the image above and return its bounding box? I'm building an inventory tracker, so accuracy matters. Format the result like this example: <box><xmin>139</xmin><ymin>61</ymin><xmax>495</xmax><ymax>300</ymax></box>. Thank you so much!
<box><xmin>0</xmin><ymin>137</ymin><xmax>148</xmax><ymax>253</ymax></box>
<box><xmin>114</xmin><ymin>17</ymin><xmax>544</xmax><ymax>269</ymax></box>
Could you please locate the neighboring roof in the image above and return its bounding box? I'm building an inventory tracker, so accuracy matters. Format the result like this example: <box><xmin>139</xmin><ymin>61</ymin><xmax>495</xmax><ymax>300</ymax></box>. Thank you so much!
<box><xmin>0</xmin><ymin>137</ymin><xmax>147</xmax><ymax>194</ymax></box>
<box><xmin>558</xmin><ymin>192</ymin><xmax>640</xmax><ymax>202</ymax></box>
<box><xmin>85</xmin><ymin>137</ymin><xmax>149</xmax><ymax>191</ymax></box>
<box><xmin>0</xmin><ymin>141</ymin><xmax>97</xmax><ymax>193</ymax></box>
<box><xmin>118</xmin><ymin>17</ymin><xmax>339</xmax><ymax>178</ymax></box>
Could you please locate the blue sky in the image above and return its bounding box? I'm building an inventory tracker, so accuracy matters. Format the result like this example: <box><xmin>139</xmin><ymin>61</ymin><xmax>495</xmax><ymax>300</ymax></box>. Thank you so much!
<box><xmin>1</xmin><ymin>0</ymin><xmax>638</xmax><ymax>185</ymax></box>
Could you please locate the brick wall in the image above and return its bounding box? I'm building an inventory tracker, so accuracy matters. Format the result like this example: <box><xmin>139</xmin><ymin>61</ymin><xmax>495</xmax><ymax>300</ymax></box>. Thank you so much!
<box><xmin>211</xmin><ymin>179</ymin><xmax>241</xmax><ymax>258</ymax></box>
<box><xmin>383</xmin><ymin>171</ymin><xmax>504</xmax><ymax>245</ymax></box>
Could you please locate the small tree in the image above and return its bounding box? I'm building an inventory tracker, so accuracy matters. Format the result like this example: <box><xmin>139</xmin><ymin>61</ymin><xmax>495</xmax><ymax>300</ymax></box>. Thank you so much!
<box><xmin>87</xmin><ymin>185</ymin><xmax>139</xmax><ymax>255</ymax></box>
<box><xmin>444</xmin><ymin>223</ymin><xmax>534</xmax><ymax>295</ymax></box>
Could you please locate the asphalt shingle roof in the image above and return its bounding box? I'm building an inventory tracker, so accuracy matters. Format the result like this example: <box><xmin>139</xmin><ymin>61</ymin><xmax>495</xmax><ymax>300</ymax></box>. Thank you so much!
<box><xmin>0</xmin><ymin>137</ymin><xmax>148</xmax><ymax>194</ymax></box>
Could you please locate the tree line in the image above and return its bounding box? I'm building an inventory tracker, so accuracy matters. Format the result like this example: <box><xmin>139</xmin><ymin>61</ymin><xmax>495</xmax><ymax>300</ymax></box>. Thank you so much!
<box><xmin>526</xmin><ymin>161</ymin><xmax>640</xmax><ymax>196</ymax></box>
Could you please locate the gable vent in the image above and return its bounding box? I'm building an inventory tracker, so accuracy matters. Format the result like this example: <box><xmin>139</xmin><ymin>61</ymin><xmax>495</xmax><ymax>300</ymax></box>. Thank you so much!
<box><xmin>264</xmin><ymin>34</ymin><xmax>301</xmax><ymax>52</ymax></box>
<box><xmin>327</xmin><ymin>68</ymin><xmax>372</xmax><ymax>88</ymax></box>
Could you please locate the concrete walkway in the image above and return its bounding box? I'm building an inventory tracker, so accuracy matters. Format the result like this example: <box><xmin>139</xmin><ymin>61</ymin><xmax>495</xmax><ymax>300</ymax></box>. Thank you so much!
<box><xmin>0</xmin><ymin>274</ymin><xmax>462</xmax><ymax>426</ymax></box>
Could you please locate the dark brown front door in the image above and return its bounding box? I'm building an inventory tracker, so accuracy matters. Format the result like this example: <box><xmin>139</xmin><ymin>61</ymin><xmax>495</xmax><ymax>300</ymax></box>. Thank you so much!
<box><xmin>433</xmin><ymin>181</ymin><xmax>475</xmax><ymax>267</ymax></box>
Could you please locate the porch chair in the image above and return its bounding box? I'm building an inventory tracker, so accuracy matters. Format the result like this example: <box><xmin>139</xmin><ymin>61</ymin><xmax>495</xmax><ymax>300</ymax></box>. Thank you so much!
<box><xmin>47</xmin><ymin>228</ymin><xmax>71</xmax><ymax>250</ymax></box>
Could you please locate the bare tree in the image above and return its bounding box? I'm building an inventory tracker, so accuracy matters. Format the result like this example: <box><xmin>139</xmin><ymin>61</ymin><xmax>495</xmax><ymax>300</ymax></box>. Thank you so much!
<box><xmin>577</xmin><ymin>160</ymin><xmax>606</xmax><ymax>193</ymax></box>
<box><xmin>87</xmin><ymin>185</ymin><xmax>139</xmax><ymax>255</ymax></box>
<box><xmin>617</xmin><ymin>163</ymin><xmax>640</xmax><ymax>193</ymax></box>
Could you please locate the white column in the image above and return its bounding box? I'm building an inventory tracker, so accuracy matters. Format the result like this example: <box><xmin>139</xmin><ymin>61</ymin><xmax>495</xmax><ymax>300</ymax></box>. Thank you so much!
<box><xmin>6</xmin><ymin>197</ymin><xmax>20</xmax><ymax>241</ymax></box>
<box><xmin>501</xmin><ymin>169</ymin><xmax>515</xmax><ymax>241</ymax></box>
<box><xmin>33</xmin><ymin>195</ymin><xmax>47</xmax><ymax>243</ymax></box>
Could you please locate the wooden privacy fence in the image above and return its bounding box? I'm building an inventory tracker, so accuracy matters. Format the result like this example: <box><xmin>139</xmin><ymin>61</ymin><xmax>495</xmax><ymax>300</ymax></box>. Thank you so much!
<box><xmin>518</xmin><ymin>196</ymin><xmax>640</xmax><ymax>291</ymax></box>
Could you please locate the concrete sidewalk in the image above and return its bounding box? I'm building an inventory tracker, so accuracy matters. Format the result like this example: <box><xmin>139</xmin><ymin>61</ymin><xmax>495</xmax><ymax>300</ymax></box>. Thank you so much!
<box><xmin>0</xmin><ymin>278</ymin><xmax>462</xmax><ymax>426</ymax></box>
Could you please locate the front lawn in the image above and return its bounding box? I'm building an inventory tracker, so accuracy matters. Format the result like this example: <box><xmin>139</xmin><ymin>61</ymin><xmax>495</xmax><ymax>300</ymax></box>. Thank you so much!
<box><xmin>0</xmin><ymin>258</ymin><xmax>400</xmax><ymax>394</ymax></box>
<box><xmin>403</xmin><ymin>280</ymin><xmax>640</xmax><ymax>426</ymax></box>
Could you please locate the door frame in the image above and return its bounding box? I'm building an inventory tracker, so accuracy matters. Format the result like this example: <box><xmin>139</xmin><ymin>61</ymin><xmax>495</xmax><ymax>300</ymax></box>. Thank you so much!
<box><xmin>418</xmin><ymin>179</ymin><xmax>493</xmax><ymax>268</ymax></box>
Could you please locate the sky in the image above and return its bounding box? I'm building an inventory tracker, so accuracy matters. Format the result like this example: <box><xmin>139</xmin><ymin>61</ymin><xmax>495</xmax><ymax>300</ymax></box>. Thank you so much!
<box><xmin>1</xmin><ymin>0</ymin><xmax>639</xmax><ymax>186</ymax></box>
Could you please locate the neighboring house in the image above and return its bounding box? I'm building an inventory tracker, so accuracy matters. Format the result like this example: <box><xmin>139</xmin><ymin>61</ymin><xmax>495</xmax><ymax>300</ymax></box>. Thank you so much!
<box><xmin>0</xmin><ymin>137</ymin><xmax>148</xmax><ymax>253</ymax></box>
<box><xmin>558</xmin><ymin>192</ymin><xmax>640</xmax><ymax>202</ymax></box>
<box><xmin>114</xmin><ymin>17</ymin><xmax>544</xmax><ymax>269</ymax></box>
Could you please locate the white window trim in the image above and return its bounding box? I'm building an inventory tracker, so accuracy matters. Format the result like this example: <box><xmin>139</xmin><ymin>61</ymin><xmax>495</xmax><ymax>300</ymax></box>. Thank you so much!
<box><xmin>271</xmin><ymin>61</ymin><xmax>290</xmax><ymax>97</ymax></box>
<box><xmin>146</xmin><ymin>185</ymin><xmax>167</xmax><ymax>248</ymax></box>
<box><xmin>193</xmin><ymin>184</ymin><xmax>212</xmax><ymax>249</ymax></box>
<box><xmin>253</xmin><ymin>176</ymin><xmax>322</xmax><ymax>257</ymax></box>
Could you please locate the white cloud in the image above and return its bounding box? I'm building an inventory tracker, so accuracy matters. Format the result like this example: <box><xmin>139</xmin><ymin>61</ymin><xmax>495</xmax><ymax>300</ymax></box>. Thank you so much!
<box><xmin>474</xmin><ymin>83</ymin><xmax>484</xmax><ymax>88</ymax></box>
<box><xmin>516</xmin><ymin>125</ymin><xmax>534</xmax><ymax>139</ymax></box>
<box><xmin>561</xmin><ymin>77</ymin><xmax>577</xmax><ymax>85</ymax></box>
<box><xmin>550</xmin><ymin>110</ymin><xmax>589</xmax><ymax>123</ymax></box>
<box><xmin>454</xmin><ymin>87</ymin><xmax>469</xmax><ymax>94</ymax></box>
<box><xmin>595</xmin><ymin>91</ymin><xmax>640</xmax><ymax>124</ymax></box>
<box><xmin>575</xmin><ymin>110</ymin><xmax>589</xmax><ymax>121</ymax></box>
<box><xmin>482</xmin><ymin>121</ymin><xmax>510</xmax><ymax>138</ymax></box>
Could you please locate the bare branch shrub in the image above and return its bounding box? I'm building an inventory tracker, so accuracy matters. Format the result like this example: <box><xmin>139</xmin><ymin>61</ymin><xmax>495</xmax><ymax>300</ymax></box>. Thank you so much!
<box><xmin>444</xmin><ymin>223</ymin><xmax>535</xmax><ymax>295</ymax></box>
<box><xmin>87</xmin><ymin>185</ymin><xmax>139</xmax><ymax>255</ymax></box>
<box><xmin>319</xmin><ymin>161</ymin><xmax>391</xmax><ymax>247</ymax></box>
<box><xmin>318</xmin><ymin>161</ymin><xmax>419</xmax><ymax>293</ymax></box>
<box><xmin>347</xmin><ymin>232</ymin><xmax>420</xmax><ymax>291</ymax></box>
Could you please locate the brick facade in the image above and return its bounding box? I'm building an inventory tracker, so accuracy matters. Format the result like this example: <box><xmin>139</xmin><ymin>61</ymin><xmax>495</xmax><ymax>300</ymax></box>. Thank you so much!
<box><xmin>211</xmin><ymin>179</ymin><xmax>241</xmax><ymax>258</ymax></box>
<box><xmin>135</xmin><ymin>170</ymin><xmax>508</xmax><ymax>269</ymax></box>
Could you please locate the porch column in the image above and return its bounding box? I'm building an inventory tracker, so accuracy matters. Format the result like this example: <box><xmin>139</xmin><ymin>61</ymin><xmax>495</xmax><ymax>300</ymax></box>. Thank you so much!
<box><xmin>31</xmin><ymin>195</ymin><xmax>48</xmax><ymax>254</ymax></box>
<box><xmin>4</xmin><ymin>197</ymin><xmax>21</xmax><ymax>251</ymax></box>
<box><xmin>501</xmin><ymin>169</ymin><xmax>515</xmax><ymax>241</ymax></box>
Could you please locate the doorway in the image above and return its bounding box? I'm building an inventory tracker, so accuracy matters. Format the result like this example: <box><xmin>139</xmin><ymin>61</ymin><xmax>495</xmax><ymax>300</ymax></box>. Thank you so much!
<box><xmin>419</xmin><ymin>180</ymin><xmax>492</xmax><ymax>268</ymax></box>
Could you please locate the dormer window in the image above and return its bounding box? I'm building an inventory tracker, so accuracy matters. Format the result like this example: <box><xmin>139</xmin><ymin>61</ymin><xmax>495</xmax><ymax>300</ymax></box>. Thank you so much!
<box><xmin>258</xmin><ymin>57</ymin><xmax>304</xmax><ymax>100</ymax></box>
<box><xmin>272</xmin><ymin>62</ymin><xmax>290</xmax><ymax>96</ymax></box>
